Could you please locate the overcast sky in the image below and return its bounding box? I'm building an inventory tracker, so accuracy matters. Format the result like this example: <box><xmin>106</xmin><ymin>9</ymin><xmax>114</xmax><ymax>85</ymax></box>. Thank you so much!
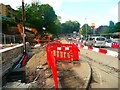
<box><xmin>0</xmin><ymin>0</ymin><xmax>119</xmax><ymax>27</ymax></box>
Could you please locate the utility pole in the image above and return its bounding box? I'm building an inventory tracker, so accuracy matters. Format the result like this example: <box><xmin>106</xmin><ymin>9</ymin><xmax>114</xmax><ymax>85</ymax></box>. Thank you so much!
<box><xmin>22</xmin><ymin>0</ymin><xmax>26</xmax><ymax>55</ymax></box>
<box><xmin>85</xmin><ymin>18</ymin><xmax>87</xmax><ymax>38</ymax></box>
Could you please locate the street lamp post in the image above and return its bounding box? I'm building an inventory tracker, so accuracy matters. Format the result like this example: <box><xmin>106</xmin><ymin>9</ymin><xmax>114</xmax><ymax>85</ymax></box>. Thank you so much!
<box><xmin>85</xmin><ymin>18</ymin><xmax>87</xmax><ymax>38</ymax></box>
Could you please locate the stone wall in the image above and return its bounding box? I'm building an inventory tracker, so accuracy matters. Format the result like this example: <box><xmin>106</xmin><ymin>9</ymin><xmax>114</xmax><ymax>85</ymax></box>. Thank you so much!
<box><xmin>1</xmin><ymin>43</ymin><xmax>30</xmax><ymax>76</ymax></box>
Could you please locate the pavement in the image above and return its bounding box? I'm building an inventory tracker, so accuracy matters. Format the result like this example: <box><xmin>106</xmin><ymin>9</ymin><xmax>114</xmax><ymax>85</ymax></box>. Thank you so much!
<box><xmin>72</xmin><ymin>60</ymin><xmax>92</xmax><ymax>88</ymax></box>
<box><xmin>80</xmin><ymin>48</ymin><xmax>119</xmax><ymax>88</ymax></box>
<box><xmin>60</xmin><ymin>39</ymin><xmax>92</xmax><ymax>88</ymax></box>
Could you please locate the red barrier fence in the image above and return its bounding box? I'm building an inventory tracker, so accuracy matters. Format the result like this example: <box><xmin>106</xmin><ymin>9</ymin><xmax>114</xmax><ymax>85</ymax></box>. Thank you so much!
<box><xmin>111</xmin><ymin>43</ymin><xmax>119</xmax><ymax>48</ymax></box>
<box><xmin>46</xmin><ymin>42</ymin><xmax>80</xmax><ymax>89</ymax></box>
<box><xmin>99</xmin><ymin>48</ymin><xmax>107</xmax><ymax>54</ymax></box>
<box><xmin>46</xmin><ymin>43</ymin><xmax>80</xmax><ymax>62</ymax></box>
<box><xmin>88</xmin><ymin>46</ymin><xmax>93</xmax><ymax>50</ymax></box>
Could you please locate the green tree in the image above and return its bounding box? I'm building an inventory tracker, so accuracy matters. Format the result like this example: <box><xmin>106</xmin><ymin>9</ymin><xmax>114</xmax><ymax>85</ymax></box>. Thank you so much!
<box><xmin>109</xmin><ymin>21</ymin><xmax>115</xmax><ymax>33</ymax></box>
<box><xmin>100</xmin><ymin>27</ymin><xmax>109</xmax><ymax>34</ymax></box>
<box><xmin>81</xmin><ymin>24</ymin><xmax>91</xmax><ymax>36</ymax></box>
<box><xmin>114</xmin><ymin>22</ymin><xmax>120</xmax><ymax>32</ymax></box>
<box><xmin>61</xmin><ymin>20</ymin><xmax>80</xmax><ymax>34</ymax></box>
<box><xmin>38</xmin><ymin>4</ymin><xmax>57</xmax><ymax>34</ymax></box>
<box><xmin>15</xmin><ymin>2</ymin><xmax>58</xmax><ymax>34</ymax></box>
<box><xmin>54</xmin><ymin>16</ymin><xmax>61</xmax><ymax>35</ymax></box>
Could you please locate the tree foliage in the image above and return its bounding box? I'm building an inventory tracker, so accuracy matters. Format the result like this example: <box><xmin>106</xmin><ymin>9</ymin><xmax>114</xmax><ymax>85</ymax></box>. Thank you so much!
<box><xmin>96</xmin><ymin>26</ymin><xmax>110</xmax><ymax>34</ymax></box>
<box><xmin>81</xmin><ymin>24</ymin><xmax>91</xmax><ymax>36</ymax></box>
<box><xmin>15</xmin><ymin>2</ymin><xmax>58</xmax><ymax>34</ymax></box>
<box><xmin>109</xmin><ymin>21</ymin><xmax>115</xmax><ymax>33</ymax></box>
<box><xmin>61</xmin><ymin>20</ymin><xmax>80</xmax><ymax>34</ymax></box>
<box><xmin>114</xmin><ymin>22</ymin><xmax>120</xmax><ymax>32</ymax></box>
<box><xmin>99</xmin><ymin>27</ymin><xmax>109</xmax><ymax>34</ymax></box>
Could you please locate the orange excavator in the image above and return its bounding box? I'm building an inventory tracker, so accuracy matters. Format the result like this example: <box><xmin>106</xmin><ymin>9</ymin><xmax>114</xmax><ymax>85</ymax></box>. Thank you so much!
<box><xmin>17</xmin><ymin>24</ymin><xmax>51</xmax><ymax>44</ymax></box>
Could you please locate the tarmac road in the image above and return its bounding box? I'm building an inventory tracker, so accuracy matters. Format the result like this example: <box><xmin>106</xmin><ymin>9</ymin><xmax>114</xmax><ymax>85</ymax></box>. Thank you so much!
<box><xmin>80</xmin><ymin>48</ymin><xmax>120</xmax><ymax>88</ymax></box>
<box><xmin>103</xmin><ymin>47</ymin><xmax>118</xmax><ymax>52</ymax></box>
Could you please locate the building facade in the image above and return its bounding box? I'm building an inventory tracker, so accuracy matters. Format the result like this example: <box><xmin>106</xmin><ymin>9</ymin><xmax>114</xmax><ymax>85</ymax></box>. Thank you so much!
<box><xmin>0</xmin><ymin>3</ymin><xmax>15</xmax><ymax>20</ymax></box>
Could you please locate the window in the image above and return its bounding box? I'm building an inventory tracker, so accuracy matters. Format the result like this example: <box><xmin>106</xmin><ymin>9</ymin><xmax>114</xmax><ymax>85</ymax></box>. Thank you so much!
<box><xmin>96</xmin><ymin>38</ymin><xmax>105</xmax><ymax>41</ymax></box>
<box><xmin>89</xmin><ymin>38</ymin><xmax>93</xmax><ymax>40</ymax></box>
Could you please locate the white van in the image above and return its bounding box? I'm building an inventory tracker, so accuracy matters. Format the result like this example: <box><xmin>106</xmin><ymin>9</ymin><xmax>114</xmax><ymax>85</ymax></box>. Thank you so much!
<box><xmin>85</xmin><ymin>36</ymin><xmax>106</xmax><ymax>47</ymax></box>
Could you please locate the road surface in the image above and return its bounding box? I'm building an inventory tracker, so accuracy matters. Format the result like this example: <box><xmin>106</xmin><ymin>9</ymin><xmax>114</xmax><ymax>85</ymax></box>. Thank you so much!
<box><xmin>80</xmin><ymin>48</ymin><xmax>120</xmax><ymax>88</ymax></box>
<box><xmin>104</xmin><ymin>47</ymin><xmax>118</xmax><ymax>52</ymax></box>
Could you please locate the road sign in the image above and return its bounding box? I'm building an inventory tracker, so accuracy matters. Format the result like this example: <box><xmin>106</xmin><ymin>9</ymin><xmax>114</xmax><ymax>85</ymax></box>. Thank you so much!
<box><xmin>91</xmin><ymin>23</ymin><xmax>95</xmax><ymax>28</ymax></box>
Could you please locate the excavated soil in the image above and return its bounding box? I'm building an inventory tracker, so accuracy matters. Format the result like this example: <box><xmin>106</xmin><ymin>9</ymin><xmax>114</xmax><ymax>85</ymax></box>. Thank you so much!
<box><xmin>25</xmin><ymin>46</ymin><xmax>55</xmax><ymax>88</ymax></box>
<box><xmin>25</xmin><ymin>44</ymin><xmax>85</xmax><ymax>89</ymax></box>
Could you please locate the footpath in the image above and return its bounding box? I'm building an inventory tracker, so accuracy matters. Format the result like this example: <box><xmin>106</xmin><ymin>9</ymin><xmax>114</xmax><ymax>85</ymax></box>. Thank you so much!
<box><xmin>60</xmin><ymin>39</ymin><xmax>92</xmax><ymax>88</ymax></box>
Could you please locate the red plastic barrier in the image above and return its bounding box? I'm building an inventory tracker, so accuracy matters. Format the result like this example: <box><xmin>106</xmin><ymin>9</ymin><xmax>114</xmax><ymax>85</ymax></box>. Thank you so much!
<box><xmin>50</xmin><ymin>52</ymin><xmax>58</xmax><ymax>89</ymax></box>
<box><xmin>46</xmin><ymin>45</ymin><xmax>59</xmax><ymax>89</ymax></box>
<box><xmin>99</xmin><ymin>48</ymin><xmax>107</xmax><ymax>54</ymax></box>
<box><xmin>46</xmin><ymin>43</ymin><xmax>80</xmax><ymax>61</ymax></box>
<box><xmin>46</xmin><ymin>43</ymin><xmax>80</xmax><ymax>89</ymax></box>
<box><xmin>88</xmin><ymin>46</ymin><xmax>93</xmax><ymax>50</ymax></box>
<box><xmin>46</xmin><ymin>43</ymin><xmax>59</xmax><ymax>67</ymax></box>
<box><xmin>80</xmin><ymin>45</ymin><xmax>84</xmax><ymax>48</ymax></box>
<box><xmin>111</xmin><ymin>43</ymin><xmax>119</xmax><ymax>48</ymax></box>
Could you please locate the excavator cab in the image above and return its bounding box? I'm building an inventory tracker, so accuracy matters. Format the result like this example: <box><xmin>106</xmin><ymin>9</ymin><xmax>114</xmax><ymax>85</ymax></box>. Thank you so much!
<box><xmin>17</xmin><ymin>24</ymin><xmax>51</xmax><ymax>44</ymax></box>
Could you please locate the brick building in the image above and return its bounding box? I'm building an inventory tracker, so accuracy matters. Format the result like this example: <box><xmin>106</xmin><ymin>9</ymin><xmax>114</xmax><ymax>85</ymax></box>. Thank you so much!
<box><xmin>0</xmin><ymin>3</ymin><xmax>15</xmax><ymax>20</ymax></box>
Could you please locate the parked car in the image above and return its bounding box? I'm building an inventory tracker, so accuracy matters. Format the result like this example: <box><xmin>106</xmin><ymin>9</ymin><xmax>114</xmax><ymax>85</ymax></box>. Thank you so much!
<box><xmin>78</xmin><ymin>37</ymin><xmax>85</xmax><ymax>44</ymax></box>
<box><xmin>85</xmin><ymin>36</ymin><xmax>106</xmax><ymax>47</ymax></box>
<box><xmin>84</xmin><ymin>37</ymin><xmax>94</xmax><ymax>46</ymax></box>
<box><xmin>67</xmin><ymin>34</ymin><xmax>72</xmax><ymax>41</ymax></box>
<box><xmin>106</xmin><ymin>39</ymin><xmax>115</xmax><ymax>47</ymax></box>
<box><xmin>92</xmin><ymin>36</ymin><xmax>106</xmax><ymax>47</ymax></box>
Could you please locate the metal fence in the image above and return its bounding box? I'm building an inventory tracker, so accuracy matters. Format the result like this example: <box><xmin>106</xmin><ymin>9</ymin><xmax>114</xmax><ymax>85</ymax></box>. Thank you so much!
<box><xmin>1</xmin><ymin>34</ymin><xmax>22</xmax><ymax>44</ymax></box>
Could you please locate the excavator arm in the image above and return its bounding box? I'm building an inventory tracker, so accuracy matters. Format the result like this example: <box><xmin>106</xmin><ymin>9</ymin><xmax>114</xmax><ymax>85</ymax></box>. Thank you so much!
<box><xmin>17</xmin><ymin>24</ymin><xmax>23</xmax><ymax>38</ymax></box>
<box><xmin>17</xmin><ymin>24</ymin><xmax>51</xmax><ymax>44</ymax></box>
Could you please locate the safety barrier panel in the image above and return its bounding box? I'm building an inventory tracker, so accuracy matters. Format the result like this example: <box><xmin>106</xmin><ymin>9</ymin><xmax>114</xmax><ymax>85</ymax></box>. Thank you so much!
<box><xmin>88</xmin><ymin>46</ymin><xmax>93</xmax><ymax>50</ymax></box>
<box><xmin>111</xmin><ymin>43</ymin><xmax>119</xmax><ymax>48</ymax></box>
<box><xmin>99</xmin><ymin>48</ymin><xmax>107</xmax><ymax>54</ymax></box>
<box><xmin>46</xmin><ymin>42</ymin><xmax>80</xmax><ymax>89</ymax></box>
<box><xmin>80</xmin><ymin>44</ymin><xmax>118</xmax><ymax>57</ymax></box>
<box><xmin>46</xmin><ymin>43</ymin><xmax>79</xmax><ymax>63</ymax></box>
<box><xmin>49</xmin><ymin>51</ymin><xmax>59</xmax><ymax>89</ymax></box>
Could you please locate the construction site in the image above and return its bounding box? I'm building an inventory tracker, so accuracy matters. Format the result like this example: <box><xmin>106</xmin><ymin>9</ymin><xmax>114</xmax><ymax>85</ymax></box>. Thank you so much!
<box><xmin>1</xmin><ymin>1</ymin><xmax>120</xmax><ymax>89</ymax></box>
<box><xmin>1</xmin><ymin>38</ymin><xmax>93</xmax><ymax>89</ymax></box>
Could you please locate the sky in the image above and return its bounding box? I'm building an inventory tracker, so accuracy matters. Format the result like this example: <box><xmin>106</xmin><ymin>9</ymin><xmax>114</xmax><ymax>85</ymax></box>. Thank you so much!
<box><xmin>0</xmin><ymin>0</ymin><xmax>119</xmax><ymax>28</ymax></box>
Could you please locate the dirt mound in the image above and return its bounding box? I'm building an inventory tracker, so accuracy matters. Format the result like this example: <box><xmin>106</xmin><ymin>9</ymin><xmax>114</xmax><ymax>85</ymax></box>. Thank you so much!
<box><xmin>25</xmin><ymin>46</ymin><xmax>55</xmax><ymax>88</ymax></box>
